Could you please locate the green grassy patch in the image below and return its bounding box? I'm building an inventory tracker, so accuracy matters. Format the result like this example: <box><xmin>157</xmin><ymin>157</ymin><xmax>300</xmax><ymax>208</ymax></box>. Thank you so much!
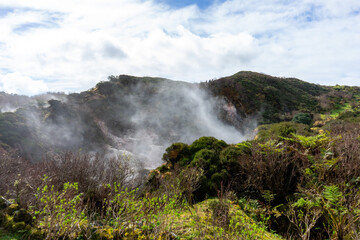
<box><xmin>171</xmin><ymin>199</ymin><xmax>283</xmax><ymax>240</ymax></box>
<box><xmin>321</xmin><ymin>102</ymin><xmax>353</xmax><ymax>120</ymax></box>
<box><xmin>330</xmin><ymin>103</ymin><xmax>352</xmax><ymax>118</ymax></box>
<box><xmin>0</xmin><ymin>228</ymin><xmax>22</xmax><ymax>240</ymax></box>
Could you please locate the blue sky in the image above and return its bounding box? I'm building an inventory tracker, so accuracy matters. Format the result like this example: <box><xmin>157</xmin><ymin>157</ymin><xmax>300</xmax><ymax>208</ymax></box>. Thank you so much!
<box><xmin>157</xmin><ymin>0</ymin><xmax>225</xmax><ymax>9</ymax></box>
<box><xmin>0</xmin><ymin>0</ymin><xmax>360</xmax><ymax>95</ymax></box>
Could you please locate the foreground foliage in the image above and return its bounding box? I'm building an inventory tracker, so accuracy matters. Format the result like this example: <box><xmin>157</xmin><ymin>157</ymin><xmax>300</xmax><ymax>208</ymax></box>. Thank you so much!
<box><xmin>0</xmin><ymin>181</ymin><xmax>281</xmax><ymax>240</ymax></box>
<box><xmin>151</xmin><ymin>119</ymin><xmax>360</xmax><ymax>239</ymax></box>
<box><xmin>1</xmin><ymin>82</ymin><xmax>360</xmax><ymax>239</ymax></box>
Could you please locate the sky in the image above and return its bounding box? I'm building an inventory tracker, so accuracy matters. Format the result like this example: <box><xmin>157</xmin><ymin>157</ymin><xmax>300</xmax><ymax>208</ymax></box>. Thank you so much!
<box><xmin>0</xmin><ymin>0</ymin><xmax>359</xmax><ymax>95</ymax></box>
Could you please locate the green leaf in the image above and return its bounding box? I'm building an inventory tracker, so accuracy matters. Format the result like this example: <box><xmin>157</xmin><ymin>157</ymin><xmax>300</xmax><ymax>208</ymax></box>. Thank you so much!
<box><xmin>323</xmin><ymin>185</ymin><xmax>342</xmax><ymax>204</ymax></box>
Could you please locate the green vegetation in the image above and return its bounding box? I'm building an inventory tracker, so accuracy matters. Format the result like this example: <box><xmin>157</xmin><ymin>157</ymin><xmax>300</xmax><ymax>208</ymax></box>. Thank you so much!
<box><xmin>318</xmin><ymin>85</ymin><xmax>360</xmax><ymax>125</ymax></box>
<box><xmin>255</xmin><ymin>122</ymin><xmax>311</xmax><ymax>142</ymax></box>
<box><xmin>1</xmin><ymin>72</ymin><xmax>360</xmax><ymax>239</ymax></box>
<box><xmin>0</xmin><ymin>147</ymin><xmax>283</xmax><ymax>239</ymax></box>
<box><xmin>291</xmin><ymin>113</ymin><xmax>312</xmax><ymax>125</ymax></box>
<box><xmin>0</xmin><ymin>229</ymin><xmax>24</xmax><ymax>240</ymax></box>
<box><xmin>160</xmin><ymin>137</ymin><xmax>243</xmax><ymax>201</ymax></box>
<box><xmin>0</xmin><ymin>113</ymin><xmax>29</xmax><ymax>149</ymax></box>
<box><xmin>150</xmin><ymin>118</ymin><xmax>360</xmax><ymax>239</ymax></box>
<box><xmin>330</xmin><ymin>103</ymin><xmax>352</xmax><ymax>118</ymax></box>
<box><xmin>204</xmin><ymin>71</ymin><xmax>328</xmax><ymax>124</ymax></box>
<box><xmin>170</xmin><ymin>198</ymin><xmax>282</xmax><ymax>240</ymax></box>
<box><xmin>0</xmin><ymin>174</ymin><xmax>281</xmax><ymax>239</ymax></box>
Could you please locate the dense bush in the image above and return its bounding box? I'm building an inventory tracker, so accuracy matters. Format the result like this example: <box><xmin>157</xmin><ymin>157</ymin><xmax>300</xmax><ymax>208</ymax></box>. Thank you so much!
<box><xmin>158</xmin><ymin>135</ymin><xmax>309</xmax><ymax>203</ymax></box>
<box><xmin>188</xmin><ymin>136</ymin><xmax>227</xmax><ymax>154</ymax></box>
<box><xmin>162</xmin><ymin>142</ymin><xmax>189</xmax><ymax>166</ymax></box>
<box><xmin>292</xmin><ymin>112</ymin><xmax>312</xmax><ymax>125</ymax></box>
<box><xmin>161</xmin><ymin>137</ymin><xmax>235</xmax><ymax>200</ymax></box>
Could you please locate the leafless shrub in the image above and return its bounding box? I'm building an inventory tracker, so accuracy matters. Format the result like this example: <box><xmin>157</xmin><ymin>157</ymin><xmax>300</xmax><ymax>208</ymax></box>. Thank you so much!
<box><xmin>233</xmin><ymin>142</ymin><xmax>309</xmax><ymax>203</ymax></box>
<box><xmin>1</xmin><ymin>149</ymin><xmax>145</xmax><ymax>208</ymax></box>
<box><xmin>317</xmin><ymin>94</ymin><xmax>333</xmax><ymax>110</ymax></box>
<box><xmin>210</xmin><ymin>184</ymin><xmax>235</xmax><ymax>228</ymax></box>
<box><xmin>210</xmin><ymin>198</ymin><xmax>230</xmax><ymax>228</ymax></box>
<box><xmin>149</xmin><ymin>166</ymin><xmax>203</xmax><ymax>206</ymax></box>
<box><xmin>0</xmin><ymin>147</ymin><xmax>35</xmax><ymax>206</ymax></box>
<box><xmin>326</xmin><ymin>122</ymin><xmax>360</xmax><ymax>184</ymax></box>
<box><xmin>33</xmin><ymin>151</ymin><xmax>145</xmax><ymax>208</ymax></box>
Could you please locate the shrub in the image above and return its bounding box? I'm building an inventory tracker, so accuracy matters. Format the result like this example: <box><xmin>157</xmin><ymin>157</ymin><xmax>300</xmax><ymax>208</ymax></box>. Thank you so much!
<box><xmin>235</xmin><ymin>141</ymin><xmax>252</xmax><ymax>154</ymax></box>
<box><xmin>102</xmin><ymin>183</ymin><xmax>187</xmax><ymax>239</ymax></box>
<box><xmin>36</xmin><ymin>152</ymin><xmax>143</xmax><ymax>208</ymax></box>
<box><xmin>34</xmin><ymin>178</ymin><xmax>87</xmax><ymax>239</ymax></box>
<box><xmin>337</xmin><ymin>110</ymin><xmax>360</xmax><ymax>122</ymax></box>
<box><xmin>189</xmin><ymin>136</ymin><xmax>227</xmax><ymax>154</ymax></box>
<box><xmin>209</xmin><ymin>199</ymin><xmax>230</xmax><ymax>227</ymax></box>
<box><xmin>162</xmin><ymin>142</ymin><xmax>189</xmax><ymax>166</ymax></box>
<box><xmin>230</xmin><ymin>140</ymin><xmax>309</xmax><ymax>205</ymax></box>
<box><xmin>0</xmin><ymin>147</ymin><xmax>34</xmax><ymax>206</ymax></box>
<box><xmin>219</xmin><ymin>146</ymin><xmax>244</xmax><ymax>166</ymax></box>
<box><xmin>256</xmin><ymin>122</ymin><xmax>311</xmax><ymax>142</ymax></box>
<box><xmin>191</xmin><ymin>149</ymin><xmax>217</xmax><ymax>170</ymax></box>
<box><xmin>292</xmin><ymin>113</ymin><xmax>313</xmax><ymax>125</ymax></box>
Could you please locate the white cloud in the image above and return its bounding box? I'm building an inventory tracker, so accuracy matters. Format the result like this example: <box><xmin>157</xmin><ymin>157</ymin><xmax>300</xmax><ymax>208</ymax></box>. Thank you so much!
<box><xmin>0</xmin><ymin>72</ymin><xmax>48</xmax><ymax>95</ymax></box>
<box><xmin>0</xmin><ymin>0</ymin><xmax>359</xmax><ymax>95</ymax></box>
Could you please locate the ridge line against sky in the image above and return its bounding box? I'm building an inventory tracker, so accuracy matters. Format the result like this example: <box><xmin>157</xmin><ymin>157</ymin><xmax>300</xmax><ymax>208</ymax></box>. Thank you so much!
<box><xmin>0</xmin><ymin>0</ymin><xmax>359</xmax><ymax>95</ymax></box>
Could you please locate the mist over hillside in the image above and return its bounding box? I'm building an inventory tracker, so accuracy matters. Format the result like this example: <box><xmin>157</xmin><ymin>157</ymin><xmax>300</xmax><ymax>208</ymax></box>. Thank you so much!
<box><xmin>1</xmin><ymin>71</ymin><xmax>357</xmax><ymax>169</ymax></box>
<box><xmin>0</xmin><ymin>74</ymin><xmax>254</xmax><ymax>168</ymax></box>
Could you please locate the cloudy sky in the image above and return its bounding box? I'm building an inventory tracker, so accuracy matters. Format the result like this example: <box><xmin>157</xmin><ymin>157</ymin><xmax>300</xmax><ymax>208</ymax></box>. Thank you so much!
<box><xmin>0</xmin><ymin>0</ymin><xmax>359</xmax><ymax>95</ymax></box>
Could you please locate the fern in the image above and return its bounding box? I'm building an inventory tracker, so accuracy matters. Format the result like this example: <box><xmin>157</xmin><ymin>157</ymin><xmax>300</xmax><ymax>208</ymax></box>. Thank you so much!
<box><xmin>291</xmin><ymin>133</ymin><xmax>329</xmax><ymax>150</ymax></box>
<box><xmin>323</xmin><ymin>185</ymin><xmax>342</xmax><ymax>204</ymax></box>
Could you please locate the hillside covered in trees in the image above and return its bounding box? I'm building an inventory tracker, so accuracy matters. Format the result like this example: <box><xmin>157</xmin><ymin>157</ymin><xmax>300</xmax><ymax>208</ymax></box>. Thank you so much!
<box><xmin>1</xmin><ymin>71</ymin><xmax>360</xmax><ymax>239</ymax></box>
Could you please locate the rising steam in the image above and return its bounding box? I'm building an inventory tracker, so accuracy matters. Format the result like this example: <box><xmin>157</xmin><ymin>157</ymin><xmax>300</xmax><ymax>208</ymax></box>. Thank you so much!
<box><xmin>0</xmin><ymin>78</ymin><xmax>256</xmax><ymax>169</ymax></box>
<box><xmin>99</xmin><ymin>80</ymin><xmax>254</xmax><ymax>169</ymax></box>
